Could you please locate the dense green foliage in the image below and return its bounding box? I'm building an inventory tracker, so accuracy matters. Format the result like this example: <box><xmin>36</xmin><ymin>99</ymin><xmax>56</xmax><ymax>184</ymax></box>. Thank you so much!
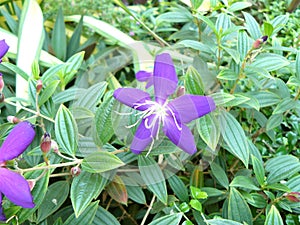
<box><xmin>0</xmin><ymin>0</ymin><xmax>300</xmax><ymax>224</ymax></box>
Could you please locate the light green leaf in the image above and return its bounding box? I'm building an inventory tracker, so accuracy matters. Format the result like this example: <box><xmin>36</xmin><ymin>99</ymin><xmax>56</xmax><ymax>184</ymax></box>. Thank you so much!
<box><xmin>63</xmin><ymin>201</ymin><xmax>98</xmax><ymax>225</ymax></box>
<box><xmin>210</xmin><ymin>92</ymin><xmax>235</xmax><ymax>106</ymax></box>
<box><xmin>71</xmin><ymin>171</ymin><xmax>106</xmax><ymax>217</ymax></box>
<box><xmin>63</xmin><ymin>51</ymin><xmax>85</xmax><ymax>86</ymax></box>
<box><xmin>196</xmin><ymin>14</ymin><xmax>217</xmax><ymax>34</ymax></box>
<box><xmin>185</xmin><ymin>65</ymin><xmax>204</xmax><ymax>95</ymax></box>
<box><xmin>230</xmin><ymin>176</ymin><xmax>260</xmax><ymax>190</ymax></box>
<box><xmin>37</xmin><ymin>181</ymin><xmax>69</xmax><ymax>222</ymax></box>
<box><xmin>237</xmin><ymin>30</ymin><xmax>251</xmax><ymax>61</ymax></box>
<box><xmin>266</xmin><ymin>155</ymin><xmax>300</xmax><ymax>184</ymax></box>
<box><xmin>196</xmin><ymin>113</ymin><xmax>220</xmax><ymax>151</ymax></box>
<box><xmin>263</xmin><ymin>22</ymin><xmax>274</xmax><ymax>37</ymax></box>
<box><xmin>210</xmin><ymin>162</ymin><xmax>229</xmax><ymax>189</ymax></box>
<box><xmin>38</xmin><ymin>80</ymin><xmax>60</xmax><ymax>106</ymax></box>
<box><xmin>217</xmin><ymin>69</ymin><xmax>238</xmax><ymax>80</ymax></box>
<box><xmin>287</xmin><ymin>76</ymin><xmax>300</xmax><ymax>87</ymax></box>
<box><xmin>55</xmin><ymin>105</ymin><xmax>78</xmax><ymax>156</ymax></box>
<box><xmin>251</xmin><ymin>155</ymin><xmax>265</xmax><ymax>186</ymax></box>
<box><xmin>149</xmin><ymin>213</ymin><xmax>182</xmax><ymax>225</ymax></box>
<box><xmin>82</xmin><ymin>151</ymin><xmax>125</xmax><ymax>173</ymax></box>
<box><xmin>216</xmin><ymin>13</ymin><xmax>232</xmax><ymax>33</ymax></box>
<box><xmin>228</xmin><ymin>187</ymin><xmax>253</xmax><ymax>225</ymax></box>
<box><xmin>271</xmin><ymin>15</ymin><xmax>289</xmax><ymax>35</ymax></box>
<box><xmin>266</xmin><ymin>114</ymin><xmax>283</xmax><ymax>131</ymax></box>
<box><xmin>177</xmin><ymin>40</ymin><xmax>213</xmax><ymax>54</ymax></box>
<box><xmin>92</xmin><ymin>206</ymin><xmax>121</xmax><ymax>225</ymax></box>
<box><xmin>296</xmin><ymin>51</ymin><xmax>300</xmax><ymax>80</ymax></box>
<box><xmin>250</xmin><ymin>53</ymin><xmax>289</xmax><ymax>71</ymax></box>
<box><xmin>220</xmin><ymin>111</ymin><xmax>249</xmax><ymax>167</ymax></box>
<box><xmin>138</xmin><ymin>155</ymin><xmax>168</xmax><ymax>204</ymax></box>
<box><xmin>264</xmin><ymin>205</ymin><xmax>284</xmax><ymax>225</ymax></box>
<box><xmin>157</xmin><ymin>11</ymin><xmax>192</xmax><ymax>23</ymax></box>
<box><xmin>272</xmin><ymin>98</ymin><xmax>295</xmax><ymax>114</ymax></box>
<box><xmin>228</xmin><ymin>2</ymin><xmax>252</xmax><ymax>12</ymax></box>
<box><xmin>222</xmin><ymin>47</ymin><xmax>240</xmax><ymax>64</ymax></box>
<box><xmin>52</xmin><ymin>7</ymin><xmax>66</xmax><ymax>60</ymax></box>
<box><xmin>242</xmin><ymin>12</ymin><xmax>262</xmax><ymax>39</ymax></box>
<box><xmin>251</xmin><ymin>91</ymin><xmax>281</xmax><ymax>107</ymax></box>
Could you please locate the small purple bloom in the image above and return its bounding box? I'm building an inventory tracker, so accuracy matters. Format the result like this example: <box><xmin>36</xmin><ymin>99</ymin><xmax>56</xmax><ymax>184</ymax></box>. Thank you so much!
<box><xmin>113</xmin><ymin>53</ymin><xmax>216</xmax><ymax>155</ymax></box>
<box><xmin>0</xmin><ymin>121</ymin><xmax>36</xmax><ymax>221</ymax></box>
<box><xmin>0</xmin><ymin>40</ymin><xmax>9</xmax><ymax>63</ymax></box>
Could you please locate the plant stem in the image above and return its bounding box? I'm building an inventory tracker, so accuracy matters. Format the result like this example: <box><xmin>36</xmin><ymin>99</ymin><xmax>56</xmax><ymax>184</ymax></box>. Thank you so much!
<box><xmin>141</xmin><ymin>195</ymin><xmax>156</xmax><ymax>225</ymax></box>
<box><xmin>20</xmin><ymin>160</ymin><xmax>82</xmax><ymax>173</ymax></box>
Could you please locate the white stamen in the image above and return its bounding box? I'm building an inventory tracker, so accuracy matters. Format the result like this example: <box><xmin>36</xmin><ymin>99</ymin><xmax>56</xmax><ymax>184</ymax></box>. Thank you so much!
<box><xmin>167</xmin><ymin>106</ymin><xmax>182</xmax><ymax>131</ymax></box>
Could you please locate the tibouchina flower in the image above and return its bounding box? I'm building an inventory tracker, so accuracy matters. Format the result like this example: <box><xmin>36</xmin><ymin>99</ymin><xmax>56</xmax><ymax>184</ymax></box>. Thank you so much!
<box><xmin>113</xmin><ymin>53</ymin><xmax>216</xmax><ymax>155</ymax></box>
<box><xmin>0</xmin><ymin>121</ymin><xmax>36</xmax><ymax>221</ymax></box>
<box><xmin>0</xmin><ymin>40</ymin><xmax>9</xmax><ymax>63</ymax></box>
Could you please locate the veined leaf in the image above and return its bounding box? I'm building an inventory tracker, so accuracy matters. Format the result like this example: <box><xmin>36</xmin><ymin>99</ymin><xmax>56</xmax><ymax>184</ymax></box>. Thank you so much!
<box><xmin>242</xmin><ymin>12</ymin><xmax>262</xmax><ymax>39</ymax></box>
<box><xmin>92</xmin><ymin>206</ymin><xmax>121</xmax><ymax>225</ymax></box>
<box><xmin>106</xmin><ymin>175</ymin><xmax>128</xmax><ymax>205</ymax></box>
<box><xmin>251</xmin><ymin>155</ymin><xmax>265</xmax><ymax>186</ymax></box>
<box><xmin>52</xmin><ymin>7</ymin><xmax>66</xmax><ymax>60</ymax></box>
<box><xmin>149</xmin><ymin>213</ymin><xmax>182</xmax><ymax>225</ymax></box>
<box><xmin>220</xmin><ymin>111</ymin><xmax>249</xmax><ymax>167</ymax></box>
<box><xmin>210</xmin><ymin>162</ymin><xmax>229</xmax><ymax>189</ymax></box>
<box><xmin>265</xmin><ymin>205</ymin><xmax>284</xmax><ymax>225</ymax></box>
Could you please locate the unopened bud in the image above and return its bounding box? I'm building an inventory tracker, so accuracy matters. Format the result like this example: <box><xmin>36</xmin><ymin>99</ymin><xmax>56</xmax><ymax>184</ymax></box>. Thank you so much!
<box><xmin>70</xmin><ymin>166</ymin><xmax>81</xmax><ymax>177</ymax></box>
<box><xmin>36</xmin><ymin>80</ymin><xmax>43</xmax><ymax>94</ymax></box>
<box><xmin>27</xmin><ymin>179</ymin><xmax>36</xmax><ymax>191</ymax></box>
<box><xmin>7</xmin><ymin>116</ymin><xmax>21</xmax><ymax>124</ymax></box>
<box><xmin>252</xmin><ymin>36</ymin><xmax>268</xmax><ymax>49</ymax></box>
<box><xmin>40</xmin><ymin>132</ymin><xmax>51</xmax><ymax>153</ymax></box>
<box><xmin>283</xmin><ymin>192</ymin><xmax>300</xmax><ymax>202</ymax></box>
<box><xmin>51</xmin><ymin>140</ymin><xmax>59</xmax><ymax>153</ymax></box>
<box><xmin>0</xmin><ymin>74</ymin><xmax>4</xmax><ymax>92</ymax></box>
<box><xmin>0</xmin><ymin>161</ymin><xmax>6</xmax><ymax>167</ymax></box>
<box><xmin>176</xmin><ymin>86</ymin><xmax>185</xmax><ymax>97</ymax></box>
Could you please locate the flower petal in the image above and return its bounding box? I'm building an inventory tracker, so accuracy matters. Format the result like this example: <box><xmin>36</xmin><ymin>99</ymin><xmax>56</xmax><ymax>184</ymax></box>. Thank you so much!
<box><xmin>0</xmin><ymin>40</ymin><xmax>9</xmax><ymax>61</ymax></box>
<box><xmin>0</xmin><ymin>121</ymin><xmax>35</xmax><ymax>163</ymax></box>
<box><xmin>163</xmin><ymin>116</ymin><xmax>197</xmax><ymax>154</ymax></box>
<box><xmin>0</xmin><ymin>194</ymin><xmax>6</xmax><ymax>221</ymax></box>
<box><xmin>0</xmin><ymin>168</ymin><xmax>34</xmax><ymax>208</ymax></box>
<box><xmin>130</xmin><ymin>116</ymin><xmax>158</xmax><ymax>154</ymax></box>
<box><xmin>113</xmin><ymin>88</ymin><xmax>151</xmax><ymax>111</ymax></box>
<box><xmin>153</xmin><ymin>53</ymin><xmax>178</xmax><ymax>104</ymax></box>
<box><xmin>136</xmin><ymin>71</ymin><xmax>152</xmax><ymax>82</ymax></box>
<box><xmin>168</xmin><ymin>95</ymin><xmax>216</xmax><ymax>123</ymax></box>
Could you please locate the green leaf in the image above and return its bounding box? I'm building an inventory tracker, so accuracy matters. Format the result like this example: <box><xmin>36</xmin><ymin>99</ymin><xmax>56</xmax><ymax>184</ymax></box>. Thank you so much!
<box><xmin>296</xmin><ymin>51</ymin><xmax>300</xmax><ymax>80</ymax></box>
<box><xmin>245</xmin><ymin>193</ymin><xmax>267</xmax><ymax>208</ymax></box>
<box><xmin>266</xmin><ymin>114</ymin><xmax>283</xmax><ymax>131</ymax></box>
<box><xmin>230</xmin><ymin>176</ymin><xmax>260</xmax><ymax>190</ymax></box>
<box><xmin>196</xmin><ymin>14</ymin><xmax>217</xmax><ymax>34</ymax></box>
<box><xmin>237</xmin><ymin>30</ymin><xmax>251</xmax><ymax>61</ymax></box>
<box><xmin>266</xmin><ymin>155</ymin><xmax>300</xmax><ymax>184</ymax></box>
<box><xmin>190</xmin><ymin>0</ymin><xmax>204</xmax><ymax>9</ymax></box>
<box><xmin>220</xmin><ymin>111</ymin><xmax>249</xmax><ymax>167</ymax></box>
<box><xmin>251</xmin><ymin>155</ymin><xmax>265</xmax><ymax>186</ymax></box>
<box><xmin>16</xmin><ymin>0</ymin><xmax>44</xmax><ymax>101</ymax></box>
<box><xmin>190</xmin><ymin>199</ymin><xmax>202</xmax><ymax>212</ymax></box>
<box><xmin>1</xmin><ymin>62</ymin><xmax>29</xmax><ymax>81</ymax></box>
<box><xmin>250</xmin><ymin>53</ymin><xmax>289</xmax><ymax>71</ymax></box>
<box><xmin>210</xmin><ymin>92</ymin><xmax>235</xmax><ymax>106</ymax></box>
<box><xmin>210</xmin><ymin>162</ymin><xmax>229</xmax><ymax>189</ymax></box>
<box><xmin>82</xmin><ymin>151</ymin><xmax>125</xmax><ymax>173</ymax></box>
<box><xmin>217</xmin><ymin>69</ymin><xmax>238</xmax><ymax>80</ymax></box>
<box><xmin>263</xmin><ymin>22</ymin><xmax>274</xmax><ymax>37</ymax></box>
<box><xmin>38</xmin><ymin>80</ymin><xmax>60</xmax><ymax>106</ymax></box>
<box><xmin>138</xmin><ymin>155</ymin><xmax>168</xmax><ymax>204</ymax></box>
<box><xmin>185</xmin><ymin>65</ymin><xmax>204</xmax><ymax>95</ymax></box>
<box><xmin>272</xmin><ymin>98</ymin><xmax>295</xmax><ymax>114</ymax></box>
<box><xmin>55</xmin><ymin>104</ymin><xmax>78</xmax><ymax>156</ymax></box>
<box><xmin>286</xmin><ymin>174</ymin><xmax>300</xmax><ymax>192</ymax></box>
<box><xmin>196</xmin><ymin>113</ymin><xmax>220</xmax><ymax>151</ymax></box>
<box><xmin>127</xmin><ymin>185</ymin><xmax>146</xmax><ymax>204</ymax></box>
<box><xmin>216</xmin><ymin>13</ymin><xmax>232</xmax><ymax>33</ymax></box>
<box><xmin>264</xmin><ymin>183</ymin><xmax>290</xmax><ymax>192</ymax></box>
<box><xmin>95</xmin><ymin>93</ymin><xmax>115</xmax><ymax>145</ymax></box>
<box><xmin>149</xmin><ymin>213</ymin><xmax>182</xmax><ymax>225</ymax></box>
<box><xmin>190</xmin><ymin>186</ymin><xmax>208</xmax><ymax>199</ymax></box>
<box><xmin>52</xmin><ymin>7</ymin><xmax>66</xmax><ymax>60</ymax></box>
<box><xmin>157</xmin><ymin>11</ymin><xmax>192</xmax><ymax>23</ymax></box>
<box><xmin>228</xmin><ymin>187</ymin><xmax>253</xmax><ymax>225</ymax></box>
<box><xmin>63</xmin><ymin>201</ymin><xmax>98</xmax><ymax>225</ymax></box>
<box><xmin>92</xmin><ymin>206</ymin><xmax>121</xmax><ymax>225</ymax></box>
<box><xmin>71</xmin><ymin>171</ymin><xmax>106</xmax><ymax>217</ymax></box>
<box><xmin>265</xmin><ymin>205</ymin><xmax>284</xmax><ymax>225</ymax></box>
<box><xmin>67</xmin><ymin>16</ymin><xmax>83</xmax><ymax>58</ymax></box>
<box><xmin>0</xmin><ymin>8</ymin><xmax>18</xmax><ymax>34</ymax></box>
<box><xmin>37</xmin><ymin>181</ymin><xmax>69</xmax><ymax>222</ymax></box>
<box><xmin>201</xmin><ymin>187</ymin><xmax>224</xmax><ymax>197</ymax></box>
<box><xmin>242</xmin><ymin>12</ymin><xmax>262</xmax><ymax>39</ymax></box>
<box><xmin>63</xmin><ymin>51</ymin><xmax>85</xmax><ymax>86</ymax></box>
<box><xmin>287</xmin><ymin>76</ymin><xmax>300</xmax><ymax>87</ymax></box>
<box><xmin>223</xmin><ymin>47</ymin><xmax>240</xmax><ymax>64</ymax></box>
<box><xmin>271</xmin><ymin>15</ymin><xmax>289</xmax><ymax>35</ymax></box>
<box><xmin>251</xmin><ymin>91</ymin><xmax>281</xmax><ymax>107</ymax></box>
<box><xmin>228</xmin><ymin>2</ymin><xmax>252</xmax><ymax>12</ymax></box>
<box><xmin>177</xmin><ymin>40</ymin><xmax>213</xmax><ymax>54</ymax></box>
<box><xmin>165</xmin><ymin>171</ymin><xmax>189</xmax><ymax>202</ymax></box>
<box><xmin>207</xmin><ymin>219</ymin><xmax>243</xmax><ymax>225</ymax></box>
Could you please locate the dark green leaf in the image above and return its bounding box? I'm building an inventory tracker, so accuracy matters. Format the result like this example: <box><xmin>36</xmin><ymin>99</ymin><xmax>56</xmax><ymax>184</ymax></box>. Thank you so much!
<box><xmin>92</xmin><ymin>206</ymin><xmax>121</xmax><ymax>225</ymax></box>
<box><xmin>63</xmin><ymin>201</ymin><xmax>98</xmax><ymax>224</ymax></box>
<box><xmin>296</xmin><ymin>51</ymin><xmax>300</xmax><ymax>80</ymax></box>
<box><xmin>38</xmin><ymin>80</ymin><xmax>60</xmax><ymax>106</ymax></box>
<box><xmin>206</xmin><ymin>219</ymin><xmax>243</xmax><ymax>225</ymax></box>
<box><xmin>149</xmin><ymin>213</ymin><xmax>182</xmax><ymax>225</ymax></box>
<box><xmin>265</xmin><ymin>205</ymin><xmax>284</xmax><ymax>225</ymax></box>
<box><xmin>210</xmin><ymin>162</ymin><xmax>229</xmax><ymax>189</ymax></box>
<box><xmin>67</xmin><ymin>16</ymin><xmax>83</xmax><ymax>58</ymax></box>
<box><xmin>127</xmin><ymin>185</ymin><xmax>146</xmax><ymax>204</ymax></box>
<box><xmin>52</xmin><ymin>7</ymin><xmax>66</xmax><ymax>60</ymax></box>
<box><xmin>230</xmin><ymin>176</ymin><xmax>260</xmax><ymax>190</ymax></box>
<box><xmin>237</xmin><ymin>30</ymin><xmax>251</xmax><ymax>61</ymax></box>
<box><xmin>245</xmin><ymin>193</ymin><xmax>267</xmax><ymax>208</ymax></box>
<box><xmin>166</xmin><ymin>171</ymin><xmax>189</xmax><ymax>202</ymax></box>
<box><xmin>251</xmin><ymin>155</ymin><xmax>265</xmax><ymax>186</ymax></box>
<box><xmin>266</xmin><ymin>114</ymin><xmax>283</xmax><ymax>131</ymax></box>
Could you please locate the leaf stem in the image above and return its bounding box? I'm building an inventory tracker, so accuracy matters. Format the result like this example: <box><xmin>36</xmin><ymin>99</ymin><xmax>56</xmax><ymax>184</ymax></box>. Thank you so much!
<box><xmin>20</xmin><ymin>160</ymin><xmax>82</xmax><ymax>173</ymax></box>
<box><xmin>140</xmin><ymin>195</ymin><xmax>156</xmax><ymax>225</ymax></box>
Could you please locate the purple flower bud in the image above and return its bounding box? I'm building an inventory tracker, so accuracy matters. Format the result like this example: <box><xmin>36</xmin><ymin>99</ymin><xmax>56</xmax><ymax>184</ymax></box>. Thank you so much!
<box><xmin>284</xmin><ymin>192</ymin><xmax>300</xmax><ymax>202</ymax></box>
<box><xmin>0</xmin><ymin>74</ymin><xmax>4</xmax><ymax>92</ymax></box>
<box><xmin>36</xmin><ymin>79</ymin><xmax>43</xmax><ymax>94</ymax></box>
<box><xmin>40</xmin><ymin>132</ymin><xmax>51</xmax><ymax>153</ymax></box>
<box><xmin>176</xmin><ymin>86</ymin><xmax>185</xmax><ymax>97</ymax></box>
<box><xmin>261</xmin><ymin>35</ymin><xmax>268</xmax><ymax>42</ymax></box>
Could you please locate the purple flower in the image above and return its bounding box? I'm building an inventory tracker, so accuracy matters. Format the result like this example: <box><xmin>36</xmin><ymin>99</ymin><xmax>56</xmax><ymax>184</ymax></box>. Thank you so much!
<box><xmin>113</xmin><ymin>53</ymin><xmax>216</xmax><ymax>155</ymax></box>
<box><xmin>0</xmin><ymin>40</ymin><xmax>9</xmax><ymax>63</ymax></box>
<box><xmin>0</xmin><ymin>121</ymin><xmax>36</xmax><ymax>221</ymax></box>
